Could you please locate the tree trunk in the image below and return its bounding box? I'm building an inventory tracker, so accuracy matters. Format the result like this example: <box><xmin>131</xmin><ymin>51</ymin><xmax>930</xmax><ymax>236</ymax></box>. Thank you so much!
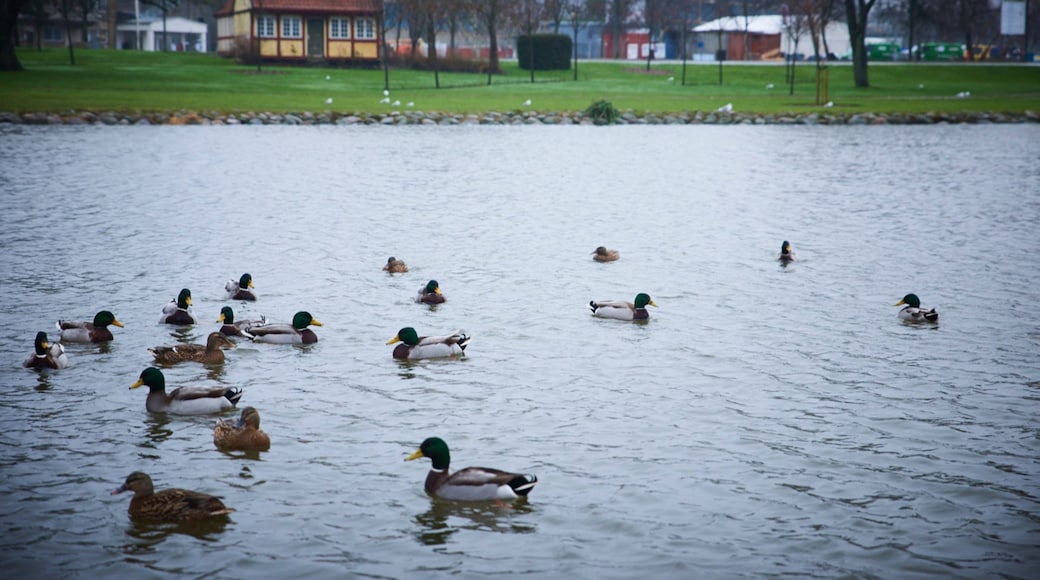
<box><xmin>60</xmin><ymin>0</ymin><xmax>75</xmax><ymax>65</ymax></box>
<box><xmin>844</xmin><ymin>0</ymin><xmax>876</xmax><ymax>88</ymax></box>
<box><xmin>0</xmin><ymin>0</ymin><xmax>28</xmax><ymax>70</ymax></box>
<box><xmin>486</xmin><ymin>0</ymin><xmax>499</xmax><ymax>85</ymax></box>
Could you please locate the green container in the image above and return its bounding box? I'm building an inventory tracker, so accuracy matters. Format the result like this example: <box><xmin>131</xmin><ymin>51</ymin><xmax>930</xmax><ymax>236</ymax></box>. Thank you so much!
<box><xmin>918</xmin><ymin>42</ymin><xmax>965</xmax><ymax>61</ymax></box>
<box><xmin>866</xmin><ymin>43</ymin><xmax>900</xmax><ymax>61</ymax></box>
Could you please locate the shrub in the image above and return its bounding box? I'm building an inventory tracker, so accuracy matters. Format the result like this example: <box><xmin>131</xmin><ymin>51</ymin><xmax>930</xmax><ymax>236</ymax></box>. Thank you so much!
<box><xmin>584</xmin><ymin>99</ymin><xmax>620</xmax><ymax>125</ymax></box>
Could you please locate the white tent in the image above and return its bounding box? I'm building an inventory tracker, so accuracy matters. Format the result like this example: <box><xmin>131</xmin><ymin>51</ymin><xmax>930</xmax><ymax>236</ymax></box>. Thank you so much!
<box><xmin>693</xmin><ymin>15</ymin><xmax>850</xmax><ymax>60</ymax></box>
<box><xmin>116</xmin><ymin>17</ymin><xmax>208</xmax><ymax>53</ymax></box>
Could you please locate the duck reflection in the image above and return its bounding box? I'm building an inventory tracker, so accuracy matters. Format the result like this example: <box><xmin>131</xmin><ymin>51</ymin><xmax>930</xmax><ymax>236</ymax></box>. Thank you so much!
<box><xmin>413</xmin><ymin>499</ymin><xmax>535</xmax><ymax>546</ymax></box>
<box><xmin>122</xmin><ymin>515</ymin><xmax>231</xmax><ymax>551</ymax></box>
<box><xmin>34</xmin><ymin>373</ymin><xmax>53</xmax><ymax>392</ymax></box>
<box><xmin>139</xmin><ymin>414</ymin><xmax>174</xmax><ymax>448</ymax></box>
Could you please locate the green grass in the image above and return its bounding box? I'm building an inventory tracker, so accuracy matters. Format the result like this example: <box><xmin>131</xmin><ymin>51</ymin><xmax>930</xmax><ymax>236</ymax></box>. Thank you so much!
<box><xmin>2</xmin><ymin>48</ymin><xmax>1039</xmax><ymax>115</ymax></box>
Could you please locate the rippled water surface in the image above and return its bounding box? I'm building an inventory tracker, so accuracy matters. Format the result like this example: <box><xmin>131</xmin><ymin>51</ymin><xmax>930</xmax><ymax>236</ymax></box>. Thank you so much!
<box><xmin>1</xmin><ymin>124</ymin><xmax>1038</xmax><ymax>578</ymax></box>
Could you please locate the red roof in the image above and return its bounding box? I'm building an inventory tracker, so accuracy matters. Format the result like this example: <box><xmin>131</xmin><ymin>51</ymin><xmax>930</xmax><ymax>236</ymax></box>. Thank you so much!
<box><xmin>216</xmin><ymin>0</ymin><xmax>380</xmax><ymax>16</ymax></box>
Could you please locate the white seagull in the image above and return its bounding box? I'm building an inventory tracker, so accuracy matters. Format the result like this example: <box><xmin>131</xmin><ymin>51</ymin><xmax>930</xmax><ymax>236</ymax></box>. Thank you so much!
<box><xmin>325</xmin><ymin>97</ymin><xmax>333</xmax><ymax>105</ymax></box>
<box><xmin>522</xmin><ymin>99</ymin><xmax>532</xmax><ymax>107</ymax></box>
<box><xmin>718</xmin><ymin>103</ymin><xmax>733</xmax><ymax>113</ymax></box>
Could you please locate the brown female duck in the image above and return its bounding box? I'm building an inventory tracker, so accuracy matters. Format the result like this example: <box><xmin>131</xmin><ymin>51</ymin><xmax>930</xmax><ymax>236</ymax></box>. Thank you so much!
<box><xmin>591</xmin><ymin>246</ymin><xmax>620</xmax><ymax>262</ymax></box>
<box><xmin>383</xmin><ymin>256</ymin><xmax>409</xmax><ymax>273</ymax></box>
<box><xmin>111</xmin><ymin>471</ymin><xmax>234</xmax><ymax>521</ymax></box>
<box><xmin>148</xmin><ymin>332</ymin><xmax>235</xmax><ymax>365</ymax></box>
<box><xmin>213</xmin><ymin>407</ymin><xmax>271</xmax><ymax>451</ymax></box>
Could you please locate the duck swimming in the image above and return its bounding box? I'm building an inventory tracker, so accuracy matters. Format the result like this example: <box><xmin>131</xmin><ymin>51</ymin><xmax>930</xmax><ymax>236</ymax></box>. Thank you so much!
<box><xmin>415</xmin><ymin>280</ymin><xmax>445</xmax><ymax>304</ymax></box>
<box><xmin>213</xmin><ymin>407</ymin><xmax>270</xmax><ymax>451</ymax></box>
<box><xmin>244</xmin><ymin>311</ymin><xmax>322</xmax><ymax>344</ymax></box>
<box><xmin>130</xmin><ymin>367</ymin><xmax>243</xmax><ymax>415</ymax></box>
<box><xmin>592</xmin><ymin>246</ymin><xmax>620</xmax><ymax>262</ymax></box>
<box><xmin>589</xmin><ymin>293</ymin><xmax>658</xmax><ymax>321</ymax></box>
<box><xmin>159</xmin><ymin>288</ymin><xmax>198</xmax><ymax>325</ymax></box>
<box><xmin>386</xmin><ymin>327</ymin><xmax>471</xmax><ymax>360</ymax></box>
<box><xmin>778</xmin><ymin>240</ymin><xmax>796</xmax><ymax>263</ymax></box>
<box><xmin>895</xmin><ymin>293</ymin><xmax>938</xmax><ymax>323</ymax></box>
<box><xmin>217</xmin><ymin>306</ymin><xmax>267</xmax><ymax>338</ymax></box>
<box><xmin>23</xmin><ymin>331</ymin><xmax>68</xmax><ymax>370</ymax></box>
<box><xmin>405</xmin><ymin>437</ymin><xmax>537</xmax><ymax>501</ymax></box>
<box><xmin>111</xmin><ymin>471</ymin><xmax>234</xmax><ymax>522</ymax></box>
<box><xmin>383</xmin><ymin>257</ymin><xmax>408</xmax><ymax>273</ymax></box>
<box><xmin>57</xmin><ymin>310</ymin><xmax>123</xmax><ymax>343</ymax></box>
<box><xmin>148</xmin><ymin>332</ymin><xmax>236</xmax><ymax>365</ymax></box>
<box><xmin>225</xmin><ymin>273</ymin><xmax>257</xmax><ymax>301</ymax></box>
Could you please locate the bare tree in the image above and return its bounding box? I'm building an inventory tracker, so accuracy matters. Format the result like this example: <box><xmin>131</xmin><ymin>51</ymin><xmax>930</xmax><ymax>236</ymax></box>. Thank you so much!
<box><xmin>844</xmin><ymin>0</ymin><xmax>877</xmax><ymax>87</ymax></box>
<box><xmin>1</xmin><ymin>0</ymin><xmax>31</xmax><ymax>70</ymax></box>
<box><xmin>473</xmin><ymin>0</ymin><xmax>504</xmax><ymax>84</ymax></box>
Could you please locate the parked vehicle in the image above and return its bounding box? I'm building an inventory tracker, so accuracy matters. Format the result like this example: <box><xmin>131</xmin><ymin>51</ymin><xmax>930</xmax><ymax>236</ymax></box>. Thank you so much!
<box><xmin>914</xmin><ymin>42</ymin><xmax>965</xmax><ymax>62</ymax></box>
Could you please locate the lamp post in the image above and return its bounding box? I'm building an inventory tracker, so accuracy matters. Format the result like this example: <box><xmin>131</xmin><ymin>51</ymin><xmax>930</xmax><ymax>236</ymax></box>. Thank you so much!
<box><xmin>572</xmin><ymin>10</ymin><xmax>578</xmax><ymax>81</ymax></box>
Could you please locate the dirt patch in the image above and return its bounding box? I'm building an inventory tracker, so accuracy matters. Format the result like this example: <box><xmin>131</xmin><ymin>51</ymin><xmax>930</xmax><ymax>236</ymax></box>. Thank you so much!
<box><xmin>623</xmin><ymin>68</ymin><xmax>673</xmax><ymax>76</ymax></box>
<box><xmin>229</xmin><ymin>70</ymin><xmax>288</xmax><ymax>75</ymax></box>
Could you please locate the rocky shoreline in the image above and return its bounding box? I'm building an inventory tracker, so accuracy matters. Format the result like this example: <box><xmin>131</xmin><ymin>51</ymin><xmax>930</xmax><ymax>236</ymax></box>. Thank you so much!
<box><xmin>2</xmin><ymin>109</ymin><xmax>1037</xmax><ymax>126</ymax></box>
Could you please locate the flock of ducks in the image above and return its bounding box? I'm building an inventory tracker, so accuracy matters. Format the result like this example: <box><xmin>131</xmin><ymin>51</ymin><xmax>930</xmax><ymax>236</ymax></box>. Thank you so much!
<box><xmin>27</xmin><ymin>247</ymin><xmax>938</xmax><ymax>521</ymax></box>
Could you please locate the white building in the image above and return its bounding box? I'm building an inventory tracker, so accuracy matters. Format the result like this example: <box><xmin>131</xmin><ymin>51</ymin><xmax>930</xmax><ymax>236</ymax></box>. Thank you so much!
<box><xmin>116</xmin><ymin>16</ymin><xmax>208</xmax><ymax>52</ymax></box>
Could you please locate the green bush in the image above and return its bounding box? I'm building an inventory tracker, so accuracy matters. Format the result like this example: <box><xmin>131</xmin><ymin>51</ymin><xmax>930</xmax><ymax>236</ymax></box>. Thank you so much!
<box><xmin>584</xmin><ymin>99</ymin><xmax>620</xmax><ymax>125</ymax></box>
<box><xmin>516</xmin><ymin>34</ymin><xmax>572</xmax><ymax>71</ymax></box>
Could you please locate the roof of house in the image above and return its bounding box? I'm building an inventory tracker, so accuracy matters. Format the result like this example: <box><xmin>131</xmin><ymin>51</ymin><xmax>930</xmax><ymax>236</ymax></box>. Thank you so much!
<box><xmin>215</xmin><ymin>0</ymin><xmax>381</xmax><ymax>16</ymax></box>
<box><xmin>693</xmin><ymin>15</ymin><xmax>787</xmax><ymax>34</ymax></box>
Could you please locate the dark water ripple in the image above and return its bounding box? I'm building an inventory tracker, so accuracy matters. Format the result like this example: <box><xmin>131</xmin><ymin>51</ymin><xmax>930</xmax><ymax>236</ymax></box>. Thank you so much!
<box><xmin>1</xmin><ymin>124</ymin><xmax>1038</xmax><ymax>578</ymax></box>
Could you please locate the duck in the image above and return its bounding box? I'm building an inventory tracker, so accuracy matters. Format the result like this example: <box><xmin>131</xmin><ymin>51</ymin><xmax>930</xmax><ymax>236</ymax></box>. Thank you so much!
<box><xmin>111</xmin><ymin>471</ymin><xmax>234</xmax><ymax>522</ymax></box>
<box><xmin>56</xmin><ymin>310</ymin><xmax>124</xmax><ymax>343</ymax></box>
<box><xmin>895</xmin><ymin>293</ymin><xmax>939</xmax><ymax>323</ymax></box>
<box><xmin>23</xmin><ymin>331</ymin><xmax>68</xmax><ymax>370</ymax></box>
<box><xmin>130</xmin><ymin>367</ymin><xmax>243</xmax><ymax>415</ymax></box>
<box><xmin>387</xmin><ymin>327</ymin><xmax>471</xmax><ymax>360</ymax></box>
<box><xmin>159</xmin><ymin>288</ymin><xmax>198</xmax><ymax>325</ymax></box>
<box><xmin>217</xmin><ymin>306</ymin><xmax>267</xmax><ymax>338</ymax></box>
<box><xmin>591</xmin><ymin>246</ymin><xmax>620</xmax><ymax>262</ymax></box>
<box><xmin>213</xmin><ymin>407</ymin><xmax>270</xmax><ymax>451</ymax></box>
<box><xmin>778</xmin><ymin>240</ymin><xmax>796</xmax><ymax>263</ymax></box>
<box><xmin>383</xmin><ymin>256</ymin><xmax>409</xmax><ymax>273</ymax></box>
<box><xmin>244</xmin><ymin>311</ymin><xmax>322</xmax><ymax>344</ymax></box>
<box><xmin>405</xmin><ymin>437</ymin><xmax>538</xmax><ymax>501</ymax></box>
<box><xmin>415</xmin><ymin>280</ymin><xmax>445</xmax><ymax>304</ymax></box>
<box><xmin>224</xmin><ymin>273</ymin><xmax>257</xmax><ymax>301</ymax></box>
<box><xmin>589</xmin><ymin>293</ymin><xmax>658</xmax><ymax>321</ymax></box>
<box><xmin>148</xmin><ymin>332</ymin><xmax>236</xmax><ymax>365</ymax></box>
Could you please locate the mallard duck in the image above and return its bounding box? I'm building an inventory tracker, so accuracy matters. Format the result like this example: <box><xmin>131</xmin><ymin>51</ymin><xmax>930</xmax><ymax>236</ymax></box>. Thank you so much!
<box><xmin>589</xmin><ymin>293</ymin><xmax>658</xmax><ymax>320</ymax></box>
<box><xmin>383</xmin><ymin>256</ymin><xmax>409</xmax><ymax>273</ymax></box>
<box><xmin>130</xmin><ymin>367</ymin><xmax>243</xmax><ymax>415</ymax></box>
<box><xmin>57</xmin><ymin>310</ymin><xmax>124</xmax><ymax>343</ymax></box>
<box><xmin>592</xmin><ymin>246</ymin><xmax>620</xmax><ymax>262</ymax></box>
<box><xmin>23</xmin><ymin>331</ymin><xmax>68</xmax><ymax>370</ymax></box>
<box><xmin>111</xmin><ymin>471</ymin><xmax>234</xmax><ymax>522</ymax></box>
<box><xmin>224</xmin><ymin>273</ymin><xmax>257</xmax><ymax>301</ymax></box>
<box><xmin>148</xmin><ymin>332</ymin><xmax>236</xmax><ymax>365</ymax></box>
<box><xmin>387</xmin><ymin>327</ymin><xmax>471</xmax><ymax>360</ymax></box>
<box><xmin>405</xmin><ymin>437</ymin><xmax>537</xmax><ymax>501</ymax></box>
<box><xmin>217</xmin><ymin>306</ymin><xmax>267</xmax><ymax>338</ymax></box>
<box><xmin>778</xmin><ymin>240</ymin><xmax>796</xmax><ymax>263</ymax></box>
<box><xmin>159</xmin><ymin>288</ymin><xmax>198</xmax><ymax>325</ymax></box>
<box><xmin>244</xmin><ymin>311</ymin><xmax>322</xmax><ymax>344</ymax></box>
<box><xmin>895</xmin><ymin>293</ymin><xmax>939</xmax><ymax>323</ymax></box>
<box><xmin>415</xmin><ymin>280</ymin><xmax>445</xmax><ymax>304</ymax></box>
<box><xmin>213</xmin><ymin>407</ymin><xmax>270</xmax><ymax>451</ymax></box>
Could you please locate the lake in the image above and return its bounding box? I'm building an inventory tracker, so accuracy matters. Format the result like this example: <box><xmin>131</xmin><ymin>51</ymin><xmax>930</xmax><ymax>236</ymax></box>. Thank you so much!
<box><xmin>1</xmin><ymin>123</ymin><xmax>1038</xmax><ymax>578</ymax></box>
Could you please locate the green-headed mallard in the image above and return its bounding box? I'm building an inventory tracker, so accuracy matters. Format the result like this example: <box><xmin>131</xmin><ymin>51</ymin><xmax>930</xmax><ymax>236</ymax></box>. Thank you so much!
<box><xmin>225</xmin><ymin>273</ymin><xmax>257</xmax><ymax>301</ymax></box>
<box><xmin>213</xmin><ymin>407</ymin><xmax>270</xmax><ymax>451</ymax></box>
<box><xmin>57</xmin><ymin>310</ymin><xmax>123</xmax><ymax>343</ymax></box>
<box><xmin>589</xmin><ymin>293</ymin><xmax>658</xmax><ymax>321</ymax></box>
<box><xmin>148</xmin><ymin>332</ymin><xmax>235</xmax><ymax>365</ymax></box>
<box><xmin>415</xmin><ymin>280</ymin><xmax>445</xmax><ymax>304</ymax></box>
<box><xmin>592</xmin><ymin>246</ymin><xmax>620</xmax><ymax>262</ymax></box>
<box><xmin>383</xmin><ymin>256</ymin><xmax>408</xmax><ymax>273</ymax></box>
<box><xmin>23</xmin><ymin>331</ymin><xmax>68</xmax><ymax>370</ymax></box>
<box><xmin>778</xmin><ymin>240</ymin><xmax>796</xmax><ymax>263</ymax></box>
<box><xmin>895</xmin><ymin>293</ymin><xmax>938</xmax><ymax>323</ymax></box>
<box><xmin>387</xmin><ymin>327</ymin><xmax>471</xmax><ymax>360</ymax></box>
<box><xmin>111</xmin><ymin>471</ymin><xmax>234</xmax><ymax>522</ymax></box>
<box><xmin>244</xmin><ymin>311</ymin><xmax>322</xmax><ymax>344</ymax></box>
<box><xmin>405</xmin><ymin>437</ymin><xmax>538</xmax><ymax>501</ymax></box>
<box><xmin>159</xmin><ymin>288</ymin><xmax>198</xmax><ymax>325</ymax></box>
<box><xmin>217</xmin><ymin>306</ymin><xmax>267</xmax><ymax>338</ymax></box>
<box><xmin>130</xmin><ymin>367</ymin><xmax>243</xmax><ymax>415</ymax></box>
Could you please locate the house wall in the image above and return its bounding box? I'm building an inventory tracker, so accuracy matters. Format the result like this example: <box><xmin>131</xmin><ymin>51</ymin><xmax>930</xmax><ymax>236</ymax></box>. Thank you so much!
<box><xmin>218</xmin><ymin>7</ymin><xmax>379</xmax><ymax>62</ymax></box>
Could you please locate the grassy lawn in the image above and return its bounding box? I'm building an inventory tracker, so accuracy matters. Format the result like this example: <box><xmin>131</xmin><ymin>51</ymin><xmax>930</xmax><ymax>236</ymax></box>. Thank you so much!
<box><xmin>2</xmin><ymin>48</ymin><xmax>1039</xmax><ymax>116</ymax></box>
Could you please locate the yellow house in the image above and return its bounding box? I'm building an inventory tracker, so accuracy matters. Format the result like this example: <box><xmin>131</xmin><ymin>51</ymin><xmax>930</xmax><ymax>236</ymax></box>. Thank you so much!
<box><xmin>215</xmin><ymin>0</ymin><xmax>382</xmax><ymax>64</ymax></box>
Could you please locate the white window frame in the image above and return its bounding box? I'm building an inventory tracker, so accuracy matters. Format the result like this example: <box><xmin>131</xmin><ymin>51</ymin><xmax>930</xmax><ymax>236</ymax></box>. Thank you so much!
<box><xmin>355</xmin><ymin>17</ymin><xmax>375</xmax><ymax>40</ymax></box>
<box><xmin>256</xmin><ymin>15</ymin><xmax>275</xmax><ymax>38</ymax></box>
<box><xmin>282</xmin><ymin>16</ymin><xmax>302</xmax><ymax>39</ymax></box>
<box><xmin>329</xmin><ymin>17</ymin><xmax>351</xmax><ymax>40</ymax></box>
